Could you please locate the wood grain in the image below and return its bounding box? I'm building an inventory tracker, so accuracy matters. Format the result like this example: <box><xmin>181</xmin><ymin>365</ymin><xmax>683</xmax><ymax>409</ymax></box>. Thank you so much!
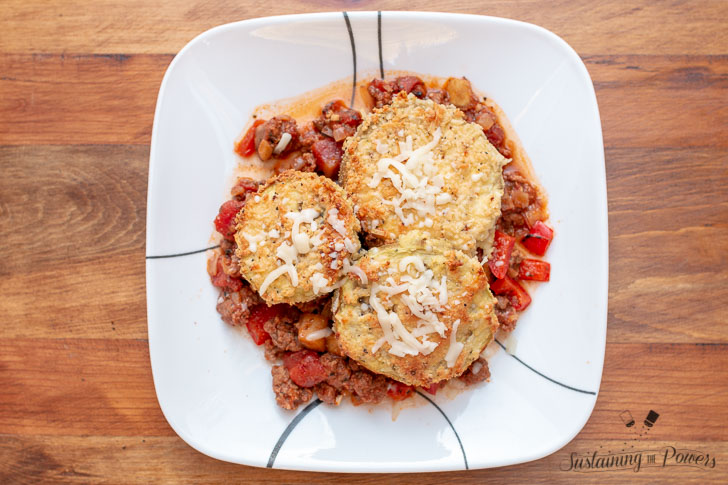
<box><xmin>2</xmin><ymin>340</ymin><xmax>725</xmax><ymax>440</ymax></box>
<box><xmin>1</xmin><ymin>1</ymin><xmax>727</xmax><ymax>56</ymax></box>
<box><xmin>0</xmin><ymin>435</ymin><xmax>724</xmax><ymax>484</ymax></box>
<box><xmin>0</xmin><ymin>54</ymin><xmax>167</xmax><ymax>145</ymax></box>
<box><xmin>0</xmin><ymin>145</ymin><xmax>147</xmax><ymax>339</ymax></box>
<box><xmin>0</xmin><ymin>339</ymin><xmax>168</xmax><ymax>437</ymax></box>
<box><xmin>2</xmin><ymin>54</ymin><xmax>727</xmax><ymax>147</ymax></box>
<box><xmin>1</xmin><ymin>143</ymin><xmax>724</xmax><ymax>342</ymax></box>
<box><xmin>1</xmin><ymin>0</ymin><xmax>727</xmax><ymax>482</ymax></box>
<box><xmin>606</xmin><ymin>147</ymin><xmax>728</xmax><ymax>343</ymax></box>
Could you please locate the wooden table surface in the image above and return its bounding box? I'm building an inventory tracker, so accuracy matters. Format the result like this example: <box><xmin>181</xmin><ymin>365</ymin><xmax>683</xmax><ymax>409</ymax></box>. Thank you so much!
<box><xmin>1</xmin><ymin>1</ymin><xmax>727</xmax><ymax>483</ymax></box>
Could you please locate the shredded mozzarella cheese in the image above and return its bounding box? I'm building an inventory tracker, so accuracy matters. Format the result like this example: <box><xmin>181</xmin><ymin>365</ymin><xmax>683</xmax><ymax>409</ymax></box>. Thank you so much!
<box><xmin>343</xmin><ymin>237</ymin><xmax>357</xmax><ymax>254</ymax></box>
<box><xmin>445</xmin><ymin>319</ymin><xmax>464</xmax><ymax>367</ymax></box>
<box><xmin>259</xmin><ymin>266</ymin><xmax>290</xmax><ymax>296</ymax></box>
<box><xmin>327</xmin><ymin>208</ymin><xmax>348</xmax><ymax>237</ymax></box>
<box><xmin>368</xmin><ymin>258</ymin><xmax>451</xmax><ymax>357</ymax></box>
<box><xmin>343</xmin><ymin>258</ymin><xmax>368</xmax><ymax>284</ymax></box>
<box><xmin>259</xmin><ymin>209</ymin><xmax>323</xmax><ymax>295</ymax></box>
<box><xmin>367</xmin><ymin>128</ymin><xmax>452</xmax><ymax>227</ymax></box>
<box><xmin>242</xmin><ymin>232</ymin><xmax>265</xmax><ymax>252</ymax></box>
<box><xmin>273</xmin><ymin>132</ymin><xmax>292</xmax><ymax>155</ymax></box>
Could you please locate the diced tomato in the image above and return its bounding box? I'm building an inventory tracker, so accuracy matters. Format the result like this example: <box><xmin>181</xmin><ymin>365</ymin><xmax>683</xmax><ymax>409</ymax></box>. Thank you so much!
<box><xmin>311</xmin><ymin>138</ymin><xmax>343</xmax><ymax>179</ymax></box>
<box><xmin>488</xmin><ymin>230</ymin><xmax>516</xmax><ymax>279</ymax></box>
<box><xmin>491</xmin><ymin>275</ymin><xmax>532</xmax><ymax>311</ymax></box>
<box><xmin>395</xmin><ymin>76</ymin><xmax>427</xmax><ymax>98</ymax></box>
<box><xmin>245</xmin><ymin>304</ymin><xmax>286</xmax><ymax>345</ymax></box>
<box><xmin>518</xmin><ymin>259</ymin><xmax>551</xmax><ymax>282</ymax></box>
<box><xmin>213</xmin><ymin>199</ymin><xmax>245</xmax><ymax>240</ymax></box>
<box><xmin>387</xmin><ymin>381</ymin><xmax>414</xmax><ymax>401</ymax></box>
<box><xmin>211</xmin><ymin>260</ymin><xmax>243</xmax><ymax>292</ymax></box>
<box><xmin>368</xmin><ymin>78</ymin><xmax>395</xmax><ymax>95</ymax></box>
<box><xmin>234</xmin><ymin>119</ymin><xmax>264</xmax><ymax>157</ymax></box>
<box><xmin>315</xmin><ymin>100</ymin><xmax>363</xmax><ymax>142</ymax></box>
<box><xmin>283</xmin><ymin>350</ymin><xmax>327</xmax><ymax>388</ymax></box>
<box><xmin>521</xmin><ymin>221</ymin><xmax>554</xmax><ymax>256</ymax></box>
<box><xmin>367</xmin><ymin>78</ymin><xmax>398</xmax><ymax>107</ymax></box>
<box><xmin>230</xmin><ymin>177</ymin><xmax>259</xmax><ymax>198</ymax></box>
<box><xmin>484</xmin><ymin>123</ymin><xmax>506</xmax><ymax>148</ymax></box>
<box><xmin>422</xmin><ymin>382</ymin><xmax>443</xmax><ymax>395</ymax></box>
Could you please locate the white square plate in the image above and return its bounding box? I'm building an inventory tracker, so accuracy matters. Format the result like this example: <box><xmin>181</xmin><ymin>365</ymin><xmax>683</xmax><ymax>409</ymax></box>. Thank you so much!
<box><xmin>146</xmin><ymin>11</ymin><xmax>607</xmax><ymax>472</ymax></box>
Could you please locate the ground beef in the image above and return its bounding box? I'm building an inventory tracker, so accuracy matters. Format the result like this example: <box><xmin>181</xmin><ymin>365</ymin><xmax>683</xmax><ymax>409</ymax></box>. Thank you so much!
<box><xmin>271</xmin><ymin>365</ymin><xmax>313</xmax><ymax>410</ymax></box>
<box><xmin>347</xmin><ymin>359</ymin><xmax>363</xmax><ymax>372</ymax></box>
<box><xmin>507</xmin><ymin>247</ymin><xmax>525</xmax><ymax>280</ymax></box>
<box><xmin>495</xmin><ymin>295</ymin><xmax>518</xmax><ymax>332</ymax></box>
<box><xmin>313</xmin><ymin>100</ymin><xmax>362</xmax><ymax>142</ymax></box>
<box><xmin>255</xmin><ymin>115</ymin><xmax>299</xmax><ymax>161</ymax></box>
<box><xmin>320</xmin><ymin>353</ymin><xmax>352</xmax><ymax>389</ymax></box>
<box><xmin>459</xmin><ymin>357</ymin><xmax>491</xmax><ymax>385</ymax></box>
<box><xmin>367</xmin><ymin>77</ymin><xmax>428</xmax><ymax>108</ymax></box>
<box><xmin>215</xmin><ymin>285</ymin><xmax>262</xmax><ymax>327</ymax></box>
<box><xmin>264</xmin><ymin>339</ymin><xmax>285</xmax><ymax>362</ymax></box>
<box><xmin>292</xmin><ymin>296</ymin><xmax>329</xmax><ymax>315</ymax></box>
<box><xmin>462</xmin><ymin>102</ymin><xmax>512</xmax><ymax>158</ymax></box>
<box><xmin>498</xmin><ymin>169</ymin><xmax>542</xmax><ymax>239</ymax></box>
<box><xmin>230</xmin><ymin>177</ymin><xmax>260</xmax><ymax>201</ymax></box>
<box><xmin>298</xmin><ymin>122</ymin><xmax>325</xmax><ymax>149</ymax></box>
<box><xmin>367</xmin><ymin>78</ymin><xmax>397</xmax><ymax>107</ymax></box>
<box><xmin>319</xmin><ymin>353</ymin><xmax>389</xmax><ymax>404</ymax></box>
<box><xmin>349</xmin><ymin>371</ymin><xmax>388</xmax><ymax>404</ymax></box>
<box><xmin>363</xmin><ymin>232</ymin><xmax>384</xmax><ymax>249</ymax></box>
<box><xmin>263</xmin><ymin>310</ymin><xmax>303</xmax><ymax>352</ymax></box>
<box><xmin>485</xmin><ymin>124</ymin><xmax>512</xmax><ymax>158</ymax></box>
<box><xmin>314</xmin><ymin>382</ymin><xmax>340</xmax><ymax>405</ymax></box>
<box><xmin>219</xmin><ymin>239</ymin><xmax>241</xmax><ymax>278</ymax></box>
<box><xmin>426</xmin><ymin>88</ymin><xmax>450</xmax><ymax>105</ymax></box>
<box><xmin>274</xmin><ymin>152</ymin><xmax>316</xmax><ymax>175</ymax></box>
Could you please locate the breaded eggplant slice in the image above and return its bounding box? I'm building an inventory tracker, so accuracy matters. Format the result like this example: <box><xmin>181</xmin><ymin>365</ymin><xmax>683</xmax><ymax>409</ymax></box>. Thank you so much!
<box><xmin>235</xmin><ymin>171</ymin><xmax>361</xmax><ymax>304</ymax></box>
<box><xmin>339</xmin><ymin>92</ymin><xmax>507</xmax><ymax>257</ymax></box>
<box><xmin>333</xmin><ymin>232</ymin><xmax>499</xmax><ymax>387</ymax></box>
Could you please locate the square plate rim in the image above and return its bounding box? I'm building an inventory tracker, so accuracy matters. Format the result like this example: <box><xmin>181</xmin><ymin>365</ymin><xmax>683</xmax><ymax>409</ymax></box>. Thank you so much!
<box><xmin>145</xmin><ymin>10</ymin><xmax>609</xmax><ymax>473</ymax></box>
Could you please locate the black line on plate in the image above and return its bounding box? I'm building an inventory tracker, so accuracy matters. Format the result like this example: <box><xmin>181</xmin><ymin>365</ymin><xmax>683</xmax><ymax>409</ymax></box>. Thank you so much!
<box><xmin>342</xmin><ymin>11</ymin><xmax>357</xmax><ymax>107</ymax></box>
<box><xmin>415</xmin><ymin>391</ymin><xmax>468</xmax><ymax>470</ymax></box>
<box><xmin>494</xmin><ymin>339</ymin><xmax>597</xmax><ymax>395</ymax></box>
<box><xmin>267</xmin><ymin>398</ymin><xmax>323</xmax><ymax>468</ymax></box>
<box><xmin>377</xmin><ymin>11</ymin><xmax>384</xmax><ymax>79</ymax></box>
<box><xmin>145</xmin><ymin>245</ymin><xmax>220</xmax><ymax>259</ymax></box>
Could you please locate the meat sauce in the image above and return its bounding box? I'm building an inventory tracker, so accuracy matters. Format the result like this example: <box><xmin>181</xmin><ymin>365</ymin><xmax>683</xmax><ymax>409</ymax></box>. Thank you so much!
<box><xmin>209</xmin><ymin>74</ymin><xmax>552</xmax><ymax>410</ymax></box>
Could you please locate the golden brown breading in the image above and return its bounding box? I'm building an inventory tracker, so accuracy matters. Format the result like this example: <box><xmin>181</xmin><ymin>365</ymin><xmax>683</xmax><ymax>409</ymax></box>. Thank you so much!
<box><xmin>339</xmin><ymin>92</ymin><xmax>507</xmax><ymax>257</ymax></box>
<box><xmin>235</xmin><ymin>171</ymin><xmax>360</xmax><ymax>304</ymax></box>
<box><xmin>333</xmin><ymin>232</ymin><xmax>499</xmax><ymax>387</ymax></box>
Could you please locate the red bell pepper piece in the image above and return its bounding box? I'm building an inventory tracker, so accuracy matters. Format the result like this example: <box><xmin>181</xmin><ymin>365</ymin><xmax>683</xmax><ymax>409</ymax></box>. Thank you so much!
<box><xmin>234</xmin><ymin>119</ymin><xmax>264</xmax><ymax>157</ymax></box>
<box><xmin>245</xmin><ymin>304</ymin><xmax>284</xmax><ymax>345</ymax></box>
<box><xmin>491</xmin><ymin>275</ymin><xmax>532</xmax><ymax>311</ymax></box>
<box><xmin>283</xmin><ymin>350</ymin><xmax>327</xmax><ymax>388</ymax></box>
<box><xmin>518</xmin><ymin>259</ymin><xmax>551</xmax><ymax>281</ymax></box>
<box><xmin>488</xmin><ymin>230</ymin><xmax>516</xmax><ymax>279</ymax></box>
<box><xmin>387</xmin><ymin>381</ymin><xmax>414</xmax><ymax>401</ymax></box>
<box><xmin>521</xmin><ymin>221</ymin><xmax>553</xmax><ymax>256</ymax></box>
<box><xmin>213</xmin><ymin>199</ymin><xmax>245</xmax><ymax>240</ymax></box>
